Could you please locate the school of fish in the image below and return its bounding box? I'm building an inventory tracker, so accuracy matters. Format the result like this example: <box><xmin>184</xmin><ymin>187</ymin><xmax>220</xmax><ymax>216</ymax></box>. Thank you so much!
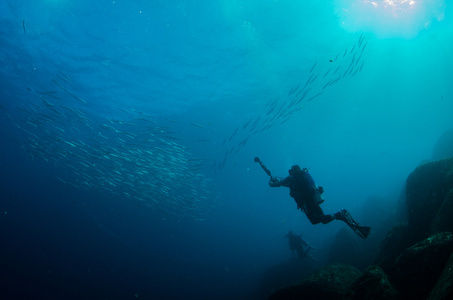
<box><xmin>219</xmin><ymin>34</ymin><xmax>368</xmax><ymax>169</ymax></box>
<box><xmin>2</xmin><ymin>71</ymin><xmax>217</xmax><ymax>219</ymax></box>
<box><xmin>1</xmin><ymin>33</ymin><xmax>367</xmax><ymax>219</ymax></box>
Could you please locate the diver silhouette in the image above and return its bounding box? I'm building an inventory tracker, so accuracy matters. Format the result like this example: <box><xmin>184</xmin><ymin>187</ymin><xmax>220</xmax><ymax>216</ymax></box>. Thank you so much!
<box><xmin>268</xmin><ymin>164</ymin><xmax>371</xmax><ymax>239</ymax></box>
<box><xmin>286</xmin><ymin>231</ymin><xmax>319</xmax><ymax>261</ymax></box>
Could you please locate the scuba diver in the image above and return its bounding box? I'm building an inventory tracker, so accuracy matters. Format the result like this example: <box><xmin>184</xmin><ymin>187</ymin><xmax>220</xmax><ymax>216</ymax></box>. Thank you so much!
<box><xmin>255</xmin><ymin>158</ymin><xmax>371</xmax><ymax>239</ymax></box>
<box><xmin>286</xmin><ymin>231</ymin><xmax>319</xmax><ymax>261</ymax></box>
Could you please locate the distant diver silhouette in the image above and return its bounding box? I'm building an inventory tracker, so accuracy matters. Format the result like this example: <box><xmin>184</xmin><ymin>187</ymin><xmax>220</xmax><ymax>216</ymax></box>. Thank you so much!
<box><xmin>286</xmin><ymin>231</ymin><xmax>319</xmax><ymax>261</ymax></box>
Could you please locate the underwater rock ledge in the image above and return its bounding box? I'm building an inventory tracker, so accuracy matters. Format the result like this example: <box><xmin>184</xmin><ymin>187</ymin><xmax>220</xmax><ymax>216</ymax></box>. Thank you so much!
<box><xmin>268</xmin><ymin>263</ymin><xmax>361</xmax><ymax>300</ymax></box>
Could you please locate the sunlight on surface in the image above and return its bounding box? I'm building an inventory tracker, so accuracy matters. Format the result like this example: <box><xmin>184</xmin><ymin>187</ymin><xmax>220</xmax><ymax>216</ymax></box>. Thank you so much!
<box><xmin>366</xmin><ymin>0</ymin><xmax>417</xmax><ymax>16</ymax></box>
<box><xmin>337</xmin><ymin>0</ymin><xmax>445</xmax><ymax>38</ymax></box>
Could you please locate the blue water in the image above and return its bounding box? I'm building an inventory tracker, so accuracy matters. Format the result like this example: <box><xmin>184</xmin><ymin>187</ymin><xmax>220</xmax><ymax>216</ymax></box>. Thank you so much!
<box><xmin>1</xmin><ymin>1</ymin><xmax>452</xmax><ymax>299</ymax></box>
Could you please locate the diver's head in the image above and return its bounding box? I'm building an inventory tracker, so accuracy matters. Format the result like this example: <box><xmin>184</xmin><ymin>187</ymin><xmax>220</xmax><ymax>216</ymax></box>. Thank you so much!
<box><xmin>288</xmin><ymin>165</ymin><xmax>302</xmax><ymax>176</ymax></box>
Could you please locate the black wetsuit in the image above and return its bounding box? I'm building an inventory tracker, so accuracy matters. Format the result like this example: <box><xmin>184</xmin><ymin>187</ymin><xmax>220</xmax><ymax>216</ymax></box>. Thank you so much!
<box><xmin>269</xmin><ymin>169</ymin><xmax>334</xmax><ymax>225</ymax></box>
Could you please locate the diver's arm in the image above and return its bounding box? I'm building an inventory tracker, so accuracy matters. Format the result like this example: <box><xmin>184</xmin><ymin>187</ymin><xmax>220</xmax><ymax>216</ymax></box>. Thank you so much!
<box><xmin>269</xmin><ymin>176</ymin><xmax>291</xmax><ymax>187</ymax></box>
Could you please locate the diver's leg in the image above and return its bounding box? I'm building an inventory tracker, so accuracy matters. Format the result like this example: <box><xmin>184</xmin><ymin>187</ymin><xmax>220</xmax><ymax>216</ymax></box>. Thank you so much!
<box><xmin>296</xmin><ymin>246</ymin><xmax>306</xmax><ymax>259</ymax></box>
<box><xmin>305</xmin><ymin>204</ymin><xmax>335</xmax><ymax>225</ymax></box>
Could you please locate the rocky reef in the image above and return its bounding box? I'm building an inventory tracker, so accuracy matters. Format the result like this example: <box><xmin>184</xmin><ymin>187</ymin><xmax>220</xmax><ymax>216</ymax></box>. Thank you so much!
<box><xmin>268</xmin><ymin>157</ymin><xmax>453</xmax><ymax>300</ymax></box>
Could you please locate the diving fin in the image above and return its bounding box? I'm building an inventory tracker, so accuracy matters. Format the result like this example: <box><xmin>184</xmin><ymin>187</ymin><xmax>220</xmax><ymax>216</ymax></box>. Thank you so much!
<box><xmin>335</xmin><ymin>209</ymin><xmax>371</xmax><ymax>239</ymax></box>
<box><xmin>353</xmin><ymin>224</ymin><xmax>371</xmax><ymax>240</ymax></box>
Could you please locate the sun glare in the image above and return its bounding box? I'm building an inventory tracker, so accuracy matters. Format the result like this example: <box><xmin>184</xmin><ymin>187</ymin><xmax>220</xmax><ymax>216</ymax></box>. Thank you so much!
<box><xmin>365</xmin><ymin>0</ymin><xmax>417</xmax><ymax>17</ymax></box>
<box><xmin>337</xmin><ymin>0</ymin><xmax>445</xmax><ymax>38</ymax></box>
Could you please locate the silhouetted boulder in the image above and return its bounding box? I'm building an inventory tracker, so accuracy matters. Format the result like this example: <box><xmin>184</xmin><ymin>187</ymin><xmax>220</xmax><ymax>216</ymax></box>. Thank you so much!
<box><xmin>268</xmin><ymin>263</ymin><xmax>361</xmax><ymax>300</ymax></box>
<box><xmin>394</xmin><ymin>232</ymin><xmax>453</xmax><ymax>299</ymax></box>
<box><xmin>346</xmin><ymin>265</ymin><xmax>398</xmax><ymax>300</ymax></box>
<box><xmin>373</xmin><ymin>222</ymin><xmax>416</xmax><ymax>276</ymax></box>
<box><xmin>431</xmin><ymin>189</ymin><xmax>453</xmax><ymax>234</ymax></box>
<box><xmin>406</xmin><ymin>158</ymin><xmax>453</xmax><ymax>239</ymax></box>
<box><xmin>427</xmin><ymin>251</ymin><xmax>453</xmax><ymax>300</ymax></box>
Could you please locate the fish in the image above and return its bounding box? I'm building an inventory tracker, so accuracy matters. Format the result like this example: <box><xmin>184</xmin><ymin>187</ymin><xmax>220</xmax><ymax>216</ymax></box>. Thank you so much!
<box><xmin>64</xmin><ymin>141</ymin><xmax>77</xmax><ymax>147</ymax></box>
<box><xmin>242</xmin><ymin>119</ymin><xmax>251</xmax><ymax>129</ymax></box>
<box><xmin>334</xmin><ymin>52</ymin><xmax>340</xmax><ymax>62</ymax></box>
<box><xmin>189</xmin><ymin>122</ymin><xmax>204</xmax><ymax>128</ymax></box>
<box><xmin>57</xmin><ymin>73</ymin><xmax>72</xmax><ymax>84</ymax></box>
<box><xmin>306</xmin><ymin>91</ymin><xmax>324</xmax><ymax>102</ymax></box>
<box><xmin>266</xmin><ymin>104</ymin><xmax>276</xmax><ymax>116</ymax></box>
<box><xmin>304</xmin><ymin>73</ymin><xmax>314</xmax><ymax>88</ymax></box>
<box><xmin>333</xmin><ymin>65</ymin><xmax>341</xmax><ymax>75</ymax></box>
<box><xmin>40</xmin><ymin>95</ymin><xmax>55</xmax><ymax>107</ymax></box>
<box><xmin>361</xmin><ymin>41</ymin><xmax>368</xmax><ymax>52</ymax></box>
<box><xmin>322</xmin><ymin>79</ymin><xmax>333</xmax><ymax>90</ymax></box>
<box><xmin>358</xmin><ymin>33</ymin><xmax>364</xmax><ymax>47</ymax></box>
<box><xmin>294</xmin><ymin>89</ymin><xmax>310</xmax><ymax>105</ymax></box>
<box><xmin>310</xmin><ymin>62</ymin><xmax>317</xmax><ymax>73</ymax></box>
<box><xmin>355</xmin><ymin>53</ymin><xmax>363</xmax><ymax>66</ymax></box>
<box><xmin>308</xmin><ymin>73</ymin><xmax>319</xmax><ymax>85</ymax></box>
<box><xmin>98</xmin><ymin>123</ymin><xmax>116</xmax><ymax>131</ymax></box>
<box><xmin>36</xmin><ymin>90</ymin><xmax>59</xmax><ymax>99</ymax></box>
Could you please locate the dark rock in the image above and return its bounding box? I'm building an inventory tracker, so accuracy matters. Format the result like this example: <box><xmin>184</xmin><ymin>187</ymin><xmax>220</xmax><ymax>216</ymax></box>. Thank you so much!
<box><xmin>268</xmin><ymin>263</ymin><xmax>361</xmax><ymax>300</ymax></box>
<box><xmin>431</xmin><ymin>189</ymin><xmax>453</xmax><ymax>234</ymax></box>
<box><xmin>427</xmin><ymin>251</ymin><xmax>453</xmax><ymax>300</ymax></box>
<box><xmin>346</xmin><ymin>265</ymin><xmax>398</xmax><ymax>300</ymax></box>
<box><xmin>394</xmin><ymin>183</ymin><xmax>408</xmax><ymax>225</ymax></box>
<box><xmin>394</xmin><ymin>232</ymin><xmax>453</xmax><ymax>299</ymax></box>
<box><xmin>373</xmin><ymin>222</ymin><xmax>416</xmax><ymax>276</ymax></box>
<box><xmin>406</xmin><ymin>158</ymin><xmax>453</xmax><ymax>239</ymax></box>
<box><xmin>360</xmin><ymin>195</ymin><xmax>404</xmax><ymax>253</ymax></box>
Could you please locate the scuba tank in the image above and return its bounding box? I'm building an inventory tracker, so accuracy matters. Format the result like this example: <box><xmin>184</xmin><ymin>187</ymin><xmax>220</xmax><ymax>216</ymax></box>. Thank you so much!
<box><xmin>297</xmin><ymin>168</ymin><xmax>325</xmax><ymax>206</ymax></box>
